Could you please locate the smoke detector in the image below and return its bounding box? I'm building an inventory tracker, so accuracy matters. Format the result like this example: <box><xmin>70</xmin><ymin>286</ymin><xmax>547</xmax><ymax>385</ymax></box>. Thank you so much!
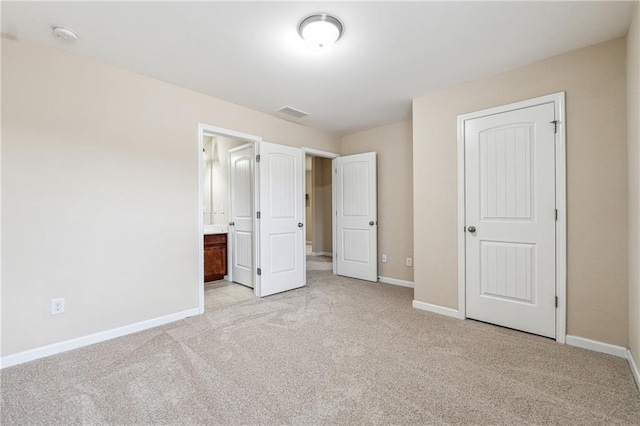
<box><xmin>52</xmin><ymin>26</ymin><xmax>78</xmax><ymax>41</ymax></box>
<box><xmin>277</xmin><ymin>106</ymin><xmax>309</xmax><ymax>118</ymax></box>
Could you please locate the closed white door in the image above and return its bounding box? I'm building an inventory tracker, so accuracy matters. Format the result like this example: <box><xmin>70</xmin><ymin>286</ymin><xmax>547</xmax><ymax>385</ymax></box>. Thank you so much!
<box><xmin>335</xmin><ymin>152</ymin><xmax>377</xmax><ymax>282</ymax></box>
<box><xmin>258</xmin><ymin>142</ymin><xmax>305</xmax><ymax>297</ymax></box>
<box><xmin>465</xmin><ymin>103</ymin><xmax>556</xmax><ymax>338</ymax></box>
<box><xmin>229</xmin><ymin>144</ymin><xmax>254</xmax><ymax>288</ymax></box>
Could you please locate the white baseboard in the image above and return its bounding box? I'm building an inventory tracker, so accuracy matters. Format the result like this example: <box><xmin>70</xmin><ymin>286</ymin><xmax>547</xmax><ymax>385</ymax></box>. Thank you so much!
<box><xmin>412</xmin><ymin>300</ymin><xmax>463</xmax><ymax>319</ymax></box>
<box><xmin>310</xmin><ymin>252</ymin><xmax>332</xmax><ymax>257</ymax></box>
<box><xmin>0</xmin><ymin>307</ymin><xmax>199</xmax><ymax>369</ymax></box>
<box><xmin>378</xmin><ymin>276</ymin><xmax>414</xmax><ymax>288</ymax></box>
<box><xmin>565</xmin><ymin>335</ymin><xmax>628</xmax><ymax>358</ymax></box>
<box><xmin>628</xmin><ymin>349</ymin><xmax>640</xmax><ymax>391</ymax></box>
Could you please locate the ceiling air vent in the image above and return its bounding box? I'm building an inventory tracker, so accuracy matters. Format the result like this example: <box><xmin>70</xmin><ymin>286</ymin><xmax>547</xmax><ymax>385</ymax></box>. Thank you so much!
<box><xmin>277</xmin><ymin>106</ymin><xmax>309</xmax><ymax>118</ymax></box>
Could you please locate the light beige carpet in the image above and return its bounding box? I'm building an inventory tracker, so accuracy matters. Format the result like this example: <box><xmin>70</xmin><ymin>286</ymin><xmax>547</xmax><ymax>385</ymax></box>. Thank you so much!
<box><xmin>2</xmin><ymin>269</ymin><xmax>639</xmax><ymax>425</ymax></box>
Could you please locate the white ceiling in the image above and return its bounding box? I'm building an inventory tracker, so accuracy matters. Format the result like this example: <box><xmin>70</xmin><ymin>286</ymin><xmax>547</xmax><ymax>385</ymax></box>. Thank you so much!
<box><xmin>1</xmin><ymin>1</ymin><xmax>634</xmax><ymax>135</ymax></box>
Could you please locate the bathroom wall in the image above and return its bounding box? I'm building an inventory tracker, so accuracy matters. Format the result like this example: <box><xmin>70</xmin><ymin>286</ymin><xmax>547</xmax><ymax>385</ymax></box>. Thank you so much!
<box><xmin>203</xmin><ymin>136</ymin><xmax>213</xmax><ymax>225</ymax></box>
<box><xmin>206</xmin><ymin>136</ymin><xmax>246</xmax><ymax>226</ymax></box>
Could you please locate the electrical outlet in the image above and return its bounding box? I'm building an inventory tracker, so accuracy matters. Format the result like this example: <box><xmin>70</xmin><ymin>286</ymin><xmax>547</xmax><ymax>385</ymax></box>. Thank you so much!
<box><xmin>381</xmin><ymin>254</ymin><xmax>387</xmax><ymax>263</ymax></box>
<box><xmin>51</xmin><ymin>298</ymin><xmax>65</xmax><ymax>315</ymax></box>
<box><xmin>406</xmin><ymin>257</ymin><xmax>413</xmax><ymax>267</ymax></box>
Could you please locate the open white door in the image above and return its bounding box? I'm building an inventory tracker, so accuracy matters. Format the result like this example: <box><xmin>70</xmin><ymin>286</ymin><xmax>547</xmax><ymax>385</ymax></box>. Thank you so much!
<box><xmin>335</xmin><ymin>152</ymin><xmax>377</xmax><ymax>282</ymax></box>
<box><xmin>258</xmin><ymin>142</ymin><xmax>305</xmax><ymax>297</ymax></box>
<box><xmin>229</xmin><ymin>144</ymin><xmax>255</xmax><ymax>288</ymax></box>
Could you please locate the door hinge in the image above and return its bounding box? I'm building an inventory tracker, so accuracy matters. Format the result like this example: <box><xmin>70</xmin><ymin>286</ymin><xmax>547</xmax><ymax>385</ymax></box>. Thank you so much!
<box><xmin>555</xmin><ymin>296</ymin><xmax>558</xmax><ymax>308</ymax></box>
<box><xmin>257</xmin><ymin>268</ymin><xmax>262</xmax><ymax>276</ymax></box>
<box><xmin>555</xmin><ymin>209</ymin><xmax>558</xmax><ymax>221</ymax></box>
<box><xmin>550</xmin><ymin>120</ymin><xmax>559</xmax><ymax>134</ymax></box>
<box><xmin>335</xmin><ymin>168</ymin><xmax>337</xmax><ymax>174</ymax></box>
<box><xmin>464</xmin><ymin>226</ymin><xmax>467</xmax><ymax>232</ymax></box>
<box><xmin>257</xmin><ymin>211</ymin><xmax>261</xmax><ymax>219</ymax></box>
<box><xmin>256</xmin><ymin>154</ymin><xmax>260</xmax><ymax>163</ymax></box>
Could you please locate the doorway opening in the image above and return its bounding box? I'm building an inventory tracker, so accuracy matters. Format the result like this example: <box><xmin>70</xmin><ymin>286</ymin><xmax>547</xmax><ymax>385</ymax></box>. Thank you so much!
<box><xmin>197</xmin><ymin>130</ymin><xmax>378</xmax><ymax>308</ymax></box>
<box><xmin>304</xmin><ymin>154</ymin><xmax>334</xmax><ymax>276</ymax></box>
<box><xmin>199</xmin><ymin>124</ymin><xmax>260</xmax><ymax>313</ymax></box>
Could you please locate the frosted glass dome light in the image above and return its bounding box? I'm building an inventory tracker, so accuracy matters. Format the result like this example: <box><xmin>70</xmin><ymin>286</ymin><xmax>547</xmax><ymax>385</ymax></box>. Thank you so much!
<box><xmin>298</xmin><ymin>14</ymin><xmax>344</xmax><ymax>48</ymax></box>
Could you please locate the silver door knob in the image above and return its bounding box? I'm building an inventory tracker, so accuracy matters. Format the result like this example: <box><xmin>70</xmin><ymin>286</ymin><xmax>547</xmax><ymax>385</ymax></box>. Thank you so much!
<box><xmin>298</xmin><ymin>222</ymin><xmax>303</xmax><ymax>228</ymax></box>
<box><xmin>468</xmin><ymin>226</ymin><xmax>476</xmax><ymax>233</ymax></box>
<box><xmin>369</xmin><ymin>221</ymin><xmax>375</xmax><ymax>226</ymax></box>
<box><xmin>229</xmin><ymin>221</ymin><xmax>235</xmax><ymax>226</ymax></box>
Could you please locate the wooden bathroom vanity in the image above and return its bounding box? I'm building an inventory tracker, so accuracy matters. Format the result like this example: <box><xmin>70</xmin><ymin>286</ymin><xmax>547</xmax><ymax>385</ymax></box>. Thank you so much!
<box><xmin>204</xmin><ymin>233</ymin><xmax>227</xmax><ymax>282</ymax></box>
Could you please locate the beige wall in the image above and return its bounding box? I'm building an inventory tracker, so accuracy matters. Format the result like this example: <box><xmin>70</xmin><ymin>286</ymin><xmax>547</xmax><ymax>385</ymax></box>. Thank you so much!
<box><xmin>628</xmin><ymin>4</ymin><xmax>640</xmax><ymax>362</ymax></box>
<box><xmin>413</xmin><ymin>38</ymin><xmax>629</xmax><ymax>346</ymax></box>
<box><xmin>311</xmin><ymin>157</ymin><xmax>333</xmax><ymax>254</ymax></box>
<box><xmin>1</xmin><ymin>38</ymin><xmax>340</xmax><ymax>357</ymax></box>
<box><xmin>305</xmin><ymin>167</ymin><xmax>313</xmax><ymax>242</ymax></box>
<box><xmin>342</xmin><ymin>121</ymin><xmax>414</xmax><ymax>282</ymax></box>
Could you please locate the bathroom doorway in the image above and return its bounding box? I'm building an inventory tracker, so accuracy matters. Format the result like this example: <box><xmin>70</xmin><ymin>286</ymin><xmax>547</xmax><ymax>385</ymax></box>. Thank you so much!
<box><xmin>199</xmin><ymin>125</ymin><xmax>259</xmax><ymax>313</ymax></box>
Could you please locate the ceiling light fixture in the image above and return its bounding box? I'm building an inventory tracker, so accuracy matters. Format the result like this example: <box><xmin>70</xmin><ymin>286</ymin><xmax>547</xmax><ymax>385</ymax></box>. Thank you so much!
<box><xmin>52</xmin><ymin>26</ymin><xmax>78</xmax><ymax>41</ymax></box>
<box><xmin>298</xmin><ymin>13</ymin><xmax>343</xmax><ymax>48</ymax></box>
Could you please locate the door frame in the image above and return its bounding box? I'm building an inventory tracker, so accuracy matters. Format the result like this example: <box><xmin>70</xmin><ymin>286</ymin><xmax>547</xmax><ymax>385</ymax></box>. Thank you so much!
<box><xmin>456</xmin><ymin>92</ymin><xmax>567</xmax><ymax>343</ymax></box>
<box><xmin>301</xmin><ymin>147</ymin><xmax>340</xmax><ymax>279</ymax></box>
<box><xmin>198</xmin><ymin>123</ymin><xmax>261</xmax><ymax>314</ymax></box>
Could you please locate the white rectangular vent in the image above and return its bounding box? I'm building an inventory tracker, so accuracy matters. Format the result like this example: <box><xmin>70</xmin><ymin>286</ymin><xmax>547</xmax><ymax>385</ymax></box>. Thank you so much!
<box><xmin>277</xmin><ymin>106</ymin><xmax>309</xmax><ymax>118</ymax></box>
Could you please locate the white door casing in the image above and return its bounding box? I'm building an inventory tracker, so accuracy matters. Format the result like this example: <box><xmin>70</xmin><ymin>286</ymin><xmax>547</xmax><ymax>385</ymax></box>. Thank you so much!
<box><xmin>229</xmin><ymin>144</ymin><xmax>255</xmax><ymax>288</ymax></box>
<box><xmin>463</xmin><ymin>100</ymin><xmax>560</xmax><ymax>339</ymax></box>
<box><xmin>336</xmin><ymin>152</ymin><xmax>378</xmax><ymax>282</ymax></box>
<box><xmin>198</xmin><ymin>124</ymin><xmax>261</xmax><ymax>314</ymax></box>
<box><xmin>258</xmin><ymin>142</ymin><xmax>305</xmax><ymax>297</ymax></box>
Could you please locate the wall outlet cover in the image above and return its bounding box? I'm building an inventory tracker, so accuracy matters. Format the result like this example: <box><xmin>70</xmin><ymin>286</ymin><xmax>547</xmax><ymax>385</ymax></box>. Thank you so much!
<box><xmin>51</xmin><ymin>298</ymin><xmax>65</xmax><ymax>315</ymax></box>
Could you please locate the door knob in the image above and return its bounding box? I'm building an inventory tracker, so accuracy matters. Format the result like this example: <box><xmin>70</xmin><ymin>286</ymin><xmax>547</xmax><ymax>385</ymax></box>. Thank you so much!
<box><xmin>229</xmin><ymin>221</ymin><xmax>235</xmax><ymax>226</ymax></box>
<box><xmin>369</xmin><ymin>221</ymin><xmax>375</xmax><ymax>226</ymax></box>
<box><xmin>467</xmin><ymin>226</ymin><xmax>476</xmax><ymax>233</ymax></box>
<box><xmin>298</xmin><ymin>222</ymin><xmax>304</xmax><ymax>228</ymax></box>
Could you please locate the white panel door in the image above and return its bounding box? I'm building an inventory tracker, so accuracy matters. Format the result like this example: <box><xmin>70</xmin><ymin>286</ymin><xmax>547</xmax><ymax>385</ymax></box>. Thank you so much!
<box><xmin>336</xmin><ymin>152</ymin><xmax>377</xmax><ymax>282</ymax></box>
<box><xmin>229</xmin><ymin>145</ymin><xmax>255</xmax><ymax>288</ymax></box>
<box><xmin>465</xmin><ymin>103</ymin><xmax>556</xmax><ymax>338</ymax></box>
<box><xmin>258</xmin><ymin>142</ymin><xmax>305</xmax><ymax>297</ymax></box>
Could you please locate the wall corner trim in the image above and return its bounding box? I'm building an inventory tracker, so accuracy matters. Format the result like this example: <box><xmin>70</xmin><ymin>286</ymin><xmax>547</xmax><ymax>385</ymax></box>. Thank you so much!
<box><xmin>565</xmin><ymin>335</ymin><xmax>628</xmax><ymax>358</ymax></box>
<box><xmin>379</xmin><ymin>276</ymin><xmax>414</xmax><ymax>288</ymax></box>
<box><xmin>412</xmin><ymin>300</ymin><xmax>464</xmax><ymax>319</ymax></box>
<box><xmin>0</xmin><ymin>307</ymin><xmax>199</xmax><ymax>369</ymax></box>
<box><xmin>628</xmin><ymin>349</ymin><xmax>640</xmax><ymax>391</ymax></box>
